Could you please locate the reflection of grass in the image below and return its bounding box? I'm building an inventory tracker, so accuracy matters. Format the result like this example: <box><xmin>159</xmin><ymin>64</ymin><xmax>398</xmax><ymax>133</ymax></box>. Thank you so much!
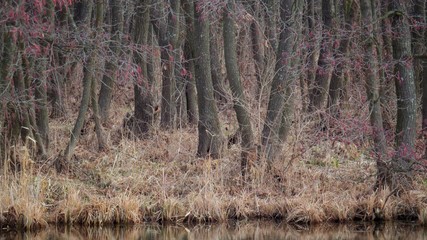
<box><xmin>3</xmin><ymin>222</ymin><xmax>427</xmax><ymax>240</ymax></box>
<box><xmin>1</xmin><ymin>110</ymin><xmax>427</xmax><ymax>230</ymax></box>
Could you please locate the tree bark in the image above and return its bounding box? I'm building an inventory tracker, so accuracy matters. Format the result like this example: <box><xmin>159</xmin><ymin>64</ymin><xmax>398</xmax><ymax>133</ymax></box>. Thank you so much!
<box><xmin>158</xmin><ymin>0</ymin><xmax>180</xmax><ymax>129</ymax></box>
<box><xmin>63</xmin><ymin>0</ymin><xmax>104</xmax><ymax>162</ymax></box>
<box><xmin>132</xmin><ymin>0</ymin><xmax>154</xmax><ymax>137</ymax></box>
<box><xmin>303</xmin><ymin>0</ymin><xmax>322</xmax><ymax>112</ymax></box>
<box><xmin>360</xmin><ymin>0</ymin><xmax>390</xmax><ymax>189</ymax></box>
<box><xmin>0</xmin><ymin>30</ymin><xmax>16</xmax><ymax>164</ymax></box>
<box><xmin>249</xmin><ymin>1</ymin><xmax>266</xmax><ymax>99</ymax></box>
<box><xmin>193</xmin><ymin>0</ymin><xmax>223</xmax><ymax>158</ymax></box>
<box><xmin>183</xmin><ymin>0</ymin><xmax>198</xmax><ymax>126</ymax></box>
<box><xmin>309</xmin><ymin>0</ymin><xmax>335</xmax><ymax>112</ymax></box>
<box><xmin>98</xmin><ymin>0</ymin><xmax>124</xmax><ymax>122</ymax></box>
<box><xmin>261</xmin><ymin>0</ymin><xmax>302</xmax><ymax>166</ymax></box>
<box><xmin>423</xmin><ymin>60</ymin><xmax>427</xmax><ymax>158</ymax></box>
<box><xmin>210</xmin><ymin>23</ymin><xmax>227</xmax><ymax>103</ymax></box>
<box><xmin>328</xmin><ymin>0</ymin><xmax>355</xmax><ymax>116</ymax></box>
<box><xmin>263</xmin><ymin>0</ymin><xmax>278</xmax><ymax>52</ymax></box>
<box><xmin>224</xmin><ymin>0</ymin><xmax>256</xmax><ymax>178</ymax></box>
<box><xmin>389</xmin><ymin>0</ymin><xmax>417</xmax><ymax>190</ymax></box>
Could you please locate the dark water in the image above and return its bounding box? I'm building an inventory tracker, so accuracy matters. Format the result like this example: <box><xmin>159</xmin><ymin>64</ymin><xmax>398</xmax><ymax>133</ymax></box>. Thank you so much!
<box><xmin>1</xmin><ymin>221</ymin><xmax>426</xmax><ymax>240</ymax></box>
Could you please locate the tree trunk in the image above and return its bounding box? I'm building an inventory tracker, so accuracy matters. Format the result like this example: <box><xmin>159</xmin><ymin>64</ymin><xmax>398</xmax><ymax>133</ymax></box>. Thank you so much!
<box><xmin>249</xmin><ymin>1</ymin><xmax>266</xmax><ymax>99</ymax></box>
<box><xmin>98</xmin><ymin>0</ymin><xmax>124</xmax><ymax>122</ymax></box>
<box><xmin>174</xmin><ymin>17</ymin><xmax>188</xmax><ymax>127</ymax></box>
<box><xmin>210</xmin><ymin>23</ymin><xmax>227</xmax><ymax>103</ymax></box>
<box><xmin>304</xmin><ymin>0</ymin><xmax>322</xmax><ymax>112</ymax></box>
<box><xmin>183</xmin><ymin>0</ymin><xmax>198</xmax><ymax>126</ymax></box>
<box><xmin>158</xmin><ymin>0</ymin><xmax>180</xmax><ymax>129</ymax></box>
<box><xmin>360</xmin><ymin>0</ymin><xmax>390</xmax><ymax>189</ymax></box>
<box><xmin>423</xmin><ymin>60</ymin><xmax>427</xmax><ymax>158</ymax></box>
<box><xmin>63</xmin><ymin>0</ymin><xmax>103</xmax><ymax>163</ymax></box>
<box><xmin>193</xmin><ymin>0</ymin><xmax>223</xmax><ymax>158</ymax></box>
<box><xmin>389</xmin><ymin>0</ymin><xmax>417</xmax><ymax>190</ymax></box>
<box><xmin>309</xmin><ymin>0</ymin><xmax>335</xmax><ymax>112</ymax></box>
<box><xmin>132</xmin><ymin>0</ymin><xmax>154</xmax><ymax>137</ymax></box>
<box><xmin>0</xmin><ymin>30</ymin><xmax>16</xmax><ymax>164</ymax></box>
<box><xmin>261</xmin><ymin>0</ymin><xmax>302</xmax><ymax>166</ymax></box>
<box><xmin>263</xmin><ymin>0</ymin><xmax>278</xmax><ymax>52</ymax></box>
<box><xmin>328</xmin><ymin>0</ymin><xmax>355</xmax><ymax>116</ymax></box>
<box><xmin>224</xmin><ymin>0</ymin><xmax>256</xmax><ymax>178</ymax></box>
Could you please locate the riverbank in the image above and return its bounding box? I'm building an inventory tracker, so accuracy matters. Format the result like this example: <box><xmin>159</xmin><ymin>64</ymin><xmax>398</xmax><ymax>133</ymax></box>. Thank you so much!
<box><xmin>1</xmin><ymin>119</ymin><xmax>427</xmax><ymax>231</ymax></box>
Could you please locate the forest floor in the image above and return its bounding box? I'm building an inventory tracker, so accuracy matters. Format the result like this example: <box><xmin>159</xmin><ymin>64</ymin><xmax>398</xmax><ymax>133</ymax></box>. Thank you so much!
<box><xmin>1</xmin><ymin>95</ymin><xmax>427</xmax><ymax>231</ymax></box>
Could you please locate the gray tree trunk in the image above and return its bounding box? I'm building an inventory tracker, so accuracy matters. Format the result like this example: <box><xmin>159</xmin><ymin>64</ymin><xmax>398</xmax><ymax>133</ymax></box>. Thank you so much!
<box><xmin>159</xmin><ymin>0</ymin><xmax>180</xmax><ymax>129</ymax></box>
<box><xmin>98</xmin><ymin>0</ymin><xmax>124</xmax><ymax>122</ymax></box>
<box><xmin>309</xmin><ymin>0</ymin><xmax>335</xmax><ymax>112</ymax></box>
<box><xmin>360</xmin><ymin>0</ymin><xmax>390</xmax><ymax>189</ymax></box>
<box><xmin>249</xmin><ymin>1</ymin><xmax>266</xmax><ymax>99</ymax></box>
<box><xmin>63</xmin><ymin>0</ymin><xmax>104</xmax><ymax>164</ymax></box>
<box><xmin>183</xmin><ymin>0</ymin><xmax>198</xmax><ymax>126</ymax></box>
<box><xmin>328</xmin><ymin>0</ymin><xmax>355</xmax><ymax>116</ymax></box>
<box><xmin>224</xmin><ymin>0</ymin><xmax>256</xmax><ymax>178</ymax></box>
<box><xmin>132</xmin><ymin>0</ymin><xmax>154</xmax><ymax>137</ymax></box>
<box><xmin>210</xmin><ymin>23</ymin><xmax>227</xmax><ymax>103</ymax></box>
<box><xmin>389</xmin><ymin>0</ymin><xmax>417</xmax><ymax>190</ymax></box>
<box><xmin>261</xmin><ymin>0</ymin><xmax>303</xmax><ymax>166</ymax></box>
<box><xmin>193</xmin><ymin>0</ymin><xmax>223</xmax><ymax>158</ymax></box>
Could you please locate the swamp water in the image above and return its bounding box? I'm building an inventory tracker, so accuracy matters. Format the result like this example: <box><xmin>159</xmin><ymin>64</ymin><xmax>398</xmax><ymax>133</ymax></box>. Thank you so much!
<box><xmin>1</xmin><ymin>221</ymin><xmax>426</xmax><ymax>240</ymax></box>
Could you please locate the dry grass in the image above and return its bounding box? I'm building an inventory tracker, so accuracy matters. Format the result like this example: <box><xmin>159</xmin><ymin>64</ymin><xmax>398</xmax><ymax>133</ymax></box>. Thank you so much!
<box><xmin>1</xmin><ymin>99</ymin><xmax>427</xmax><ymax>231</ymax></box>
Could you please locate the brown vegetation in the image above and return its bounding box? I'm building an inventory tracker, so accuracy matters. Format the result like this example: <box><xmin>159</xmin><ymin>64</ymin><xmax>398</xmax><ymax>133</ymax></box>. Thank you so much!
<box><xmin>1</xmin><ymin>101</ymin><xmax>426</xmax><ymax>230</ymax></box>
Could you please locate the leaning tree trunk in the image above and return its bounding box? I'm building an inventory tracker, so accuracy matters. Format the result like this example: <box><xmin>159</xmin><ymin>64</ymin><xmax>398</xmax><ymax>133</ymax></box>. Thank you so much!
<box><xmin>389</xmin><ymin>0</ymin><xmax>417</xmax><ymax>190</ymax></box>
<box><xmin>261</xmin><ymin>0</ymin><xmax>302</xmax><ymax>166</ymax></box>
<box><xmin>98</xmin><ymin>0</ymin><xmax>124</xmax><ymax>122</ymax></box>
<box><xmin>360</xmin><ymin>0</ymin><xmax>390</xmax><ymax>189</ymax></box>
<box><xmin>63</xmin><ymin>0</ymin><xmax>104</xmax><ymax>163</ymax></box>
<box><xmin>224</xmin><ymin>0</ymin><xmax>256</xmax><ymax>178</ymax></box>
<box><xmin>193</xmin><ymin>0</ymin><xmax>223</xmax><ymax>158</ymax></box>
<box><xmin>309</xmin><ymin>0</ymin><xmax>335</xmax><ymax>112</ymax></box>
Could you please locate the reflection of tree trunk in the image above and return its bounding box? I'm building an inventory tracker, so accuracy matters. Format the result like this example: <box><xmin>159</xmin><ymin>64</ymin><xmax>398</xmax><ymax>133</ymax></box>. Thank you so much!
<box><xmin>99</xmin><ymin>0</ymin><xmax>124</xmax><ymax>122</ymax></box>
<box><xmin>360</xmin><ymin>0</ymin><xmax>390</xmax><ymax>190</ymax></box>
<box><xmin>389</xmin><ymin>0</ymin><xmax>417</xmax><ymax>190</ymax></box>
<box><xmin>261</xmin><ymin>0</ymin><xmax>302</xmax><ymax>166</ymax></box>
<box><xmin>309</xmin><ymin>0</ymin><xmax>334</xmax><ymax>112</ymax></box>
<box><xmin>193</xmin><ymin>0</ymin><xmax>223</xmax><ymax>158</ymax></box>
<box><xmin>224</xmin><ymin>0</ymin><xmax>255</xmax><ymax>178</ymax></box>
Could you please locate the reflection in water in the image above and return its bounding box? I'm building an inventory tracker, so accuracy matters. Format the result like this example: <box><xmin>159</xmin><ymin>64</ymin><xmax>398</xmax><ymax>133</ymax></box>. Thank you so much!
<box><xmin>1</xmin><ymin>221</ymin><xmax>426</xmax><ymax>240</ymax></box>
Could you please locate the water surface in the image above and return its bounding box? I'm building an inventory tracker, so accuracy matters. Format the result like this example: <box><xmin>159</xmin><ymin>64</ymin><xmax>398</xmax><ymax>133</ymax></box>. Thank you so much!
<box><xmin>1</xmin><ymin>221</ymin><xmax>426</xmax><ymax>239</ymax></box>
